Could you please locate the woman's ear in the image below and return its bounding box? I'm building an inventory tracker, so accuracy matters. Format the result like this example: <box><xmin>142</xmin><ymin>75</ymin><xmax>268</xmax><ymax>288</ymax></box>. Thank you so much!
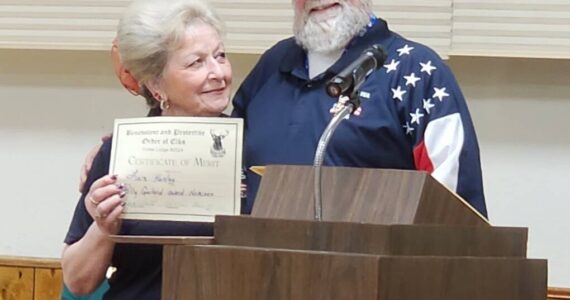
<box><xmin>145</xmin><ymin>79</ymin><xmax>164</xmax><ymax>105</ymax></box>
<box><xmin>111</xmin><ymin>37</ymin><xmax>140</xmax><ymax>96</ymax></box>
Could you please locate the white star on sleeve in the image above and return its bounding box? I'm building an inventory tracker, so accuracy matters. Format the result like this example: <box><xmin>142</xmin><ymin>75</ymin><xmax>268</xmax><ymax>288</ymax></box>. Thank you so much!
<box><xmin>410</xmin><ymin>108</ymin><xmax>425</xmax><ymax>125</ymax></box>
<box><xmin>433</xmin><ymin>87</ymin><xmax>450</xmax><ymax>102</ymax></box>
<box><xmin>403</xmin><ymin>122</ymin><xmax>415</xmax><ymax>135</ymax></box>
<box><xmin>384</xmin><ymin>59</ymin><xmax>400</xmax><ymax>73</ymax></box>
<box><xmin>404</xmin><ymin>72</ymin><xmax>421</xmax><ymax>87</ymax></box>
<box><xmin>392</xmin><ymin>86</ymin><xmax>406</xmax><ymax>102</ymax></box>
<box><xmin>423</xmin><ymin>98</ymin><xmax>435</xmax><ymax>114</ymax></box>
<box><xmin>420</xmin><ymin>61</ymin><xmax>437</xmax><ymax>75</ymax></box>
<box><xmin>396</xmin><ymin>44</ymin><xmax>414</xmax><ymax>56</ymax></box>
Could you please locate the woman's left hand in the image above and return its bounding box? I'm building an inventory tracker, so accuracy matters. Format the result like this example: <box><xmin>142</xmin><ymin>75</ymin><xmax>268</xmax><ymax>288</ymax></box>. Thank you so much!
<box><xmin>85</xmin><ymin>174</ymin><xmax>126</xmax><ymax>236</ymax></box>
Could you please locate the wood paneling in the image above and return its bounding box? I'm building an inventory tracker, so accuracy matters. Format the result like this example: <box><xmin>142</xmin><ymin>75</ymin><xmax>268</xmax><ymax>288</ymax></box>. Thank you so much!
<box><xmin>34</xmin><ymin>269</ymin><xmax>62</xmax><ymax>300</ymax></box>
<box><xmin>0</xmin><ymin>266</ymin><xmax>34</xmax><ymax>300</ymax></box>
<box><xmin>0</xmin><ymin>256</ymin><xmax>62</xmax><ymax>300</ymax></box>
<box><xmin>0</xmin><ymin>257</ymin><xmax>60</xmax><ymax>269</ymax></box>
<box><xmin>549</xmin><ymin>287</ymin><xmax>570</xmax><ymax>299</ymax></box>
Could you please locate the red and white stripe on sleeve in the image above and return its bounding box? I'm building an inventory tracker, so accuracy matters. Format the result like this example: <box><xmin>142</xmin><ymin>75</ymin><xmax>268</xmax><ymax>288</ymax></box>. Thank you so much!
<box><xmin>413</xmin><ymin>113</ymin><xmax>464</xmax><ymax>193</ymax></box>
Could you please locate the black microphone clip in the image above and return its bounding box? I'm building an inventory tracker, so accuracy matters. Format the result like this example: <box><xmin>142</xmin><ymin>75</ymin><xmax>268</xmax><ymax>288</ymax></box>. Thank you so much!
<box><xmin>326</xmin><ymin>44</ymin><xmax>387</xmax><ymax>100</ymax></box>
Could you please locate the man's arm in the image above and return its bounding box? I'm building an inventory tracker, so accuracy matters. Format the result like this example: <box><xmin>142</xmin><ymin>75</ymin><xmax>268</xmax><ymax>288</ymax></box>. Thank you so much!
<box><xmin>78</xmin><ymin>134</ymin><xmax>111</xmax><ymax>192</ymax></box>
<box><xmin>385</xmin><ymin>42</ymin><xmax>487</xmax><ymax>217</ymax></box>
<box><xmin>408</xmin><ymin>58</ymin><xmax>487</xmax><ymax>217</ymax></box>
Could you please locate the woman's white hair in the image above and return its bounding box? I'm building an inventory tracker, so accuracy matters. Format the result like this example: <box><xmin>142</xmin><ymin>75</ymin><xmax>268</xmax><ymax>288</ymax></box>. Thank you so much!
<box><xmin>117</xmin><ymin>0</ymin><xmax>223</xmax><ymax>101</ymax></box>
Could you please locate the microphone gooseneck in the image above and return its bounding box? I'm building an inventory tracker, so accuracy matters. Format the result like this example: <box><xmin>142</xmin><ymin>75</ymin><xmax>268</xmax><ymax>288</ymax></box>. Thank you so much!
<box><xmin>313</xmin><ymin>103</ymin><xmax>354</xmax><ymax>221</ymax></box>
<box><xmin>313</xmin><ymin>44</ymin><xmax>387</xmax><ymax>221</ymax></box>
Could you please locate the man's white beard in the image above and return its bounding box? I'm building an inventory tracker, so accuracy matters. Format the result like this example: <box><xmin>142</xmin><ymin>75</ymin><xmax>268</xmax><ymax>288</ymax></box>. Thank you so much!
<box><xmin>293</xmin><ymin>1</ymin><xmax>371</xmax><ymax>53</ymax></box>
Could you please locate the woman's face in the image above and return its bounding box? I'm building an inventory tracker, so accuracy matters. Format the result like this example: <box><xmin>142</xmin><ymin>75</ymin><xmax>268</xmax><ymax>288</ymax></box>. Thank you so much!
<box><xmin>156</xmin><ymin>22</ymin><xmax>232</xmax><ymax>117</ymax></box>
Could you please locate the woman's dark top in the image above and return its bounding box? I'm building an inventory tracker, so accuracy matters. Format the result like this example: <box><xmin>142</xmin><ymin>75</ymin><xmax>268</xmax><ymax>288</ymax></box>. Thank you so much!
<box><xmin>64</xmin><ymin>136</ymin><xmax>213</xmax><ymax>300</ymax></box>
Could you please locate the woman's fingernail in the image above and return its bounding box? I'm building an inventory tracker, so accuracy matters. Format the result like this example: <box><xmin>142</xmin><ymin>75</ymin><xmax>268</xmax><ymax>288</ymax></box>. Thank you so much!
<box><xmin>119</xmin><ymin>191</ymin><xmax>126</xmax><ymax>198</ymax></box>
<box><xmin>111</xmin><ymin>174</ymin><xmax>118</xmax><ymax>180</ymax></box>
<box><xmin>117</xmin><ymin>183</ymin><xmax>125</xmax><ymax>190</ymax></box>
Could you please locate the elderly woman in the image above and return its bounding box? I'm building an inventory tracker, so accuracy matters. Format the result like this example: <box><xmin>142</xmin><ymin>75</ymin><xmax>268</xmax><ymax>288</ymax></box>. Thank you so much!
<box><xmin>61</xmin><ymin>0</ymin><xmax>231</xmax><ymax>298</ymax></box>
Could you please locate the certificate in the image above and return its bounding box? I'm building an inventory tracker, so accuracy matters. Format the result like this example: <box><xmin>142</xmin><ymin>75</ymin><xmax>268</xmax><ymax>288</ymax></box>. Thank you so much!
<box><xmin>109</xmin><ymin>117</ymin><xmax>243</xmax><ymax>222</ymax></box>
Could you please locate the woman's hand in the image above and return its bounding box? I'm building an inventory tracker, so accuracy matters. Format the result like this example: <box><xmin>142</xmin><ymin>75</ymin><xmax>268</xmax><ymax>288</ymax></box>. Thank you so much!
<box><xmin>85</xmin><ymin>174</ymin><xmax>126</xmax><ymax>236</ymax></box>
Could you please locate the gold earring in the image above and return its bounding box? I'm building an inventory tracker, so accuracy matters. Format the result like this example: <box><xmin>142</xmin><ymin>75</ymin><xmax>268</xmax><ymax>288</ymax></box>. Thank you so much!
<box><xmin>160</xmin><ymin>98</ymin><xmax>170</xmax><ymax>111</ymax></box>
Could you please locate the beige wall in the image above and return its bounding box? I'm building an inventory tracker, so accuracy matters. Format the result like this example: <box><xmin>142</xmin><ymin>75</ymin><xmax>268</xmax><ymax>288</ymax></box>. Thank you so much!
<box><xmin>1</xmin><ymin>49</ymin><xmax>569</xmax><ymax>286</ymax></box>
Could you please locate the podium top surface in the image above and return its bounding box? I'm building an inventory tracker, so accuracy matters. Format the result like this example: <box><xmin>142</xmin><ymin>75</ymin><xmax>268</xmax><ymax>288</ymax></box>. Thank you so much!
<box><xmin>253</xmin><ymin>165</ymin><xmax>488</xmax><ymax>226</ymax></box>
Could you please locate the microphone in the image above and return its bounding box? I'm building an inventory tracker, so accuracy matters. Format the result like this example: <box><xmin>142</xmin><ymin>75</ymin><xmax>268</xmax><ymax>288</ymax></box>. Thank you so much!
<box><xmin>326</xmin><ymin>44</ymin><xmax>387</xmax><ymax>98</ymax></box>
<box><xmin>314</xmin><ymin>45</ymin><xmax>387</xmax><ymax>221</ymax></box>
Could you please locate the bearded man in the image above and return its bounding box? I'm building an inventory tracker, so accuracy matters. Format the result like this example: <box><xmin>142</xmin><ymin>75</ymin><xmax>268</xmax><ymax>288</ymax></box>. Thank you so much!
<box><xmin>232</xmin><ymin>0</ymin><xmax>488</xmax><ymax>217</ymax></box>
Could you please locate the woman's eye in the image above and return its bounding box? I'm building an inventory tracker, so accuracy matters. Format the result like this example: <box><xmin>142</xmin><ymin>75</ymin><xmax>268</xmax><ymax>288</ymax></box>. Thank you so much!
<box><xmin>187</xmin><ymin>59</ymin><xmax>203</xmax><ymax>68</ymax></box>
<box><xmin>216</xmin><ymin>52</ymin><xmax>227</xmax><ymax>62</ymax></box>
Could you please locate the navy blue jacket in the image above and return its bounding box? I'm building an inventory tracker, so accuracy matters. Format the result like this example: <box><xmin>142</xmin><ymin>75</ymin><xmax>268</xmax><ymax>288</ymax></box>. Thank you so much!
<box><xmin>232</xmin><ymin>18</ymin><xmax>487</xmax><ymax>217</ymax></box>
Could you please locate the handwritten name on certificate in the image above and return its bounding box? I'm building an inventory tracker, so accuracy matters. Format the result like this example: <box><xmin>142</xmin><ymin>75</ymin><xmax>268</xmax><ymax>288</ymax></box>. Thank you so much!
<box><xmin>109</xmin><ymin>117</ymin><xmax>243</xmax><ymax>222</ymax></box>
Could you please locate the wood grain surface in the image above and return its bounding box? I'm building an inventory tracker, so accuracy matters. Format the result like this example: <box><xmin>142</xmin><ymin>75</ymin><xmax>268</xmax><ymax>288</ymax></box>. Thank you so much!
<box><xmin>549</xmin><ymin>287</ymin><xmax>570</xmax><ymax>299</ymax></box>
<box><xmin>162</xmin><ymin>245</ymin><xmax>547</xmax><ymax>300</ymax></box>
<box><xmin>0</xmin><ymin>256</ymin><xmax>62</xmax><ymax>300</ymax></box>
<box><xmin>252</xmin><ymin>165</ymin><xmax>487</xmax><ymax>226</ymax></box>
<box><xmin>34</xmin><ymin>269</ymin><xmax>62</xmax><ymax>300</ymax></box>
<box><xmin>214</xmin><ymin>216</ymin><xmax>527</xmax><ymax>257</ymax></box>
<box><xmin>0</xmin><ymin>266</ymin><xmax>34</xmax><ymax>300</ymax></box>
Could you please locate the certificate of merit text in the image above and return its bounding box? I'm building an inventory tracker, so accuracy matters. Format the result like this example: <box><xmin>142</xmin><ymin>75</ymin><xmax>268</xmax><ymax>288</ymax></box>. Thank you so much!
<box><xmin>109</xmin><ymin>117</ymin><xmax>243</xmax><ymax>222</ymax></box>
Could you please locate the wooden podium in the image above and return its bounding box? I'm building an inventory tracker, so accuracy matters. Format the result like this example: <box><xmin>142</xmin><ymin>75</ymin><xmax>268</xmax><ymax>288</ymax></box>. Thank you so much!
<box><xmin>118</xmin><ymin>165</ymin><xmax>547</xmax><ymax>299</ymax></box>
